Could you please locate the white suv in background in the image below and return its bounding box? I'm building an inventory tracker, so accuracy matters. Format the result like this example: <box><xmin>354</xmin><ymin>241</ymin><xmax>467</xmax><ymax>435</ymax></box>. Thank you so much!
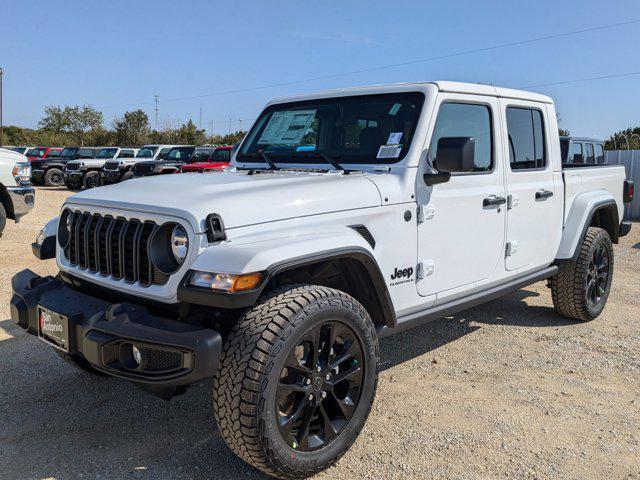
<box><xmin>102</xmin><ymin>145</ymin><xmax>181</xmax><ymax>184</ymax></box>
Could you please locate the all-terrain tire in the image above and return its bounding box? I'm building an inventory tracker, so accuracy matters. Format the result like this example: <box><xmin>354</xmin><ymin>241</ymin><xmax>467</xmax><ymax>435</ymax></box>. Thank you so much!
<box><xmin>121</xmin><ymin>171</ymin><xmax>135</xmax><ymax>181</ymax></box>
<box><xmin>44</xmin><ymin>168</ymin><xmax>64</xmax><ymax>187</ymax></box>
<box><xmin>213</xmin><ymin>284</ymin><xmax>380</xmax><ymax>479</ymax></box>
<box><xmin>550</xmin><ymin>227</ymin><xmax>614</xmax><ymax>321</ymax></box>
<box><xmin>55</xmin><ymin>350</ymin><xmax>108</xmax><ymax>376</ymax></box>
<box><xmin>83</xmin><ymin>171</ymin><xmax>102</xmax><ymax>189</ymax></box>
<box><xmin>0</xmin><ymin>202</ymin><xmax>6</xmax><ymax>238</ymax></box>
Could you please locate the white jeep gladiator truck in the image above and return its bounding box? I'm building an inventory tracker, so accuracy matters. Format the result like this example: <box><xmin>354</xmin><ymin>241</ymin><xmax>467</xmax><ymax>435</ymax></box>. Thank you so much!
<box><xmin>11</xmin><ymin>81</ymin><xmax>633</xmax><ymax>478</ymax></box>
<box><xmin>101</xmin><ymin>144</ymin><xmax>181</xmax><ymax>184</ymax></box>
<box><xmin>0</xmin><ymin>147</ymin><xmax>35</xmax><ymax>237</ymax></box>
<box><xmin>64</xmin><ymin>147</ymin><xmax>139</xmax><ymax>190</ymax></box>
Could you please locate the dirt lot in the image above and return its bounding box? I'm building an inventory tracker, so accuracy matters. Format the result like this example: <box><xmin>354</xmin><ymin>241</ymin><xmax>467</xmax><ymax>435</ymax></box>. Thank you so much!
<box><xmin>0</xmin><ymin>187</ymin><xmax>638</xmax><ymax>480</ymax></box>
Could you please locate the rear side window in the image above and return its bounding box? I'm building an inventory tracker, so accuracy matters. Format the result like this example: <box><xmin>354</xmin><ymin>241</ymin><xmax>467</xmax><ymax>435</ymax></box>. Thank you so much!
<box><xmin>212</xmin><ymin>149</ymin><xmax>231</xmax><ymax>162</ymax></box>
<box><xmin>429</xmin><ymin>102</ymin><xmax>493</xmax><ymax>172</ymax></box>
<box><xmin>595</xmin><ymin>144</ymin><xmax>604</xmax><ymax>164</ymax></box>
<box><xmin>569</xmin><ymin>142</ymin><xmax>583</xmax><ymax>164</ymax></box>
<box><xmin>585</xmin><ymin>143</ymin><xmax>595</xmax><ymax>164</ymax></box>
<box><xmin>48</xmin><ymin>149</ymin><xmax>61</xmax><ymax>157</ymax></box>
<box><xmin>506</xmin><ymin>107</ymin><xmax>546</xmax><ymax>170</ymax></box>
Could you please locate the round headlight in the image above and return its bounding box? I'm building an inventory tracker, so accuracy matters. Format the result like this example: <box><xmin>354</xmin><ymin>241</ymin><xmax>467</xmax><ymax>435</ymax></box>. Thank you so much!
<box><xmin>57</xmin><ymin>208</ymin><xmax>71</xmax><ymax>249</ymax></box>
<box><xmin>171</xmin><ymin>224</ymin><xmax>189</xmax><ymax>264</ymax></box>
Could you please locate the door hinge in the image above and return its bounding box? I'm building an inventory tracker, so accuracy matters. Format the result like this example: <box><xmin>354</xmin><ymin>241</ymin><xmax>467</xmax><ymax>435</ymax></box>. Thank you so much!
<box><xmin>416</xmin><ymin>260</ymin><xmax>434</xmax><ymax>279</ymax></box>
<box><xmin>416</xmin><ymin>204</ymin><xmax>435</xmax><ymax>224</ymax></box>
<box><xmin>505</xmin><ymin>241</ymin><xmax>518</xmax><ymax>257</ymax></box>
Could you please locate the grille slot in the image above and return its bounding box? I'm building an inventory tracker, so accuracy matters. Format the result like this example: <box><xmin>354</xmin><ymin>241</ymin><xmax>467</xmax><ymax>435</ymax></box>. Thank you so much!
<box><xmin>65</xmin><ymin>163</ymin><xmax>81</xmax><ymax>171</ymax></box>
<box><xmin>66</xmin><ymin>210</ymin><xmax>167</xmax><ymax>286</ymax></box>
<box><xmin>145</xmin><ymin>348</ymin><xmax>182</xmax><ymax>372</ymax></box>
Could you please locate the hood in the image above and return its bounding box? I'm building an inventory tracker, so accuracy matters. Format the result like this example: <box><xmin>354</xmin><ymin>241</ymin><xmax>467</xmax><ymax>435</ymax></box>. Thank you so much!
<box><xmin>67</xmin><ymin>170</ymin><xmax>382</xmax><ymax>230</ymax></box>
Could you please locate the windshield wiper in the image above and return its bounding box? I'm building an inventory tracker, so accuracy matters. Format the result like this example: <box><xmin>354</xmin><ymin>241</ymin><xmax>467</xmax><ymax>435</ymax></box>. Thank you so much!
<box><xmin>237</xmin><ymin>152</ymin><xmax>280</xmax><ymax>170</ymax></box>
<box><xmin>290</xmin><ymin>152</ymin><xmax>349</xmax><ymax>173</ymax></box>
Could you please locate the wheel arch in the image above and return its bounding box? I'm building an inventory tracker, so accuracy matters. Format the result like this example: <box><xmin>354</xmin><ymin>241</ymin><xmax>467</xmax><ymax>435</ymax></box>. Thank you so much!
<box><xmin>556</xmin><ymin>193</ymin><xmax>619</xmax><ymax>261</ymax></box>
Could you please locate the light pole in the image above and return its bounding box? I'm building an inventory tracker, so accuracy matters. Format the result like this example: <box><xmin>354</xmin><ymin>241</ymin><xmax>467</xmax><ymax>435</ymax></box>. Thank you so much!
<box><xmin>0</xmin><ymin>67</ymin><xmax>3</xmax><ymax>147</ymax></box>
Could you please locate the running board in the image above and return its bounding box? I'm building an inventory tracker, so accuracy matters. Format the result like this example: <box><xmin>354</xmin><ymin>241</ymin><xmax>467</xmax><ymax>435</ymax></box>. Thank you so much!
<box><xmin>378</xmin><ymin>266</ymin><xmax>559</xmax><ymax>338</ymax></box>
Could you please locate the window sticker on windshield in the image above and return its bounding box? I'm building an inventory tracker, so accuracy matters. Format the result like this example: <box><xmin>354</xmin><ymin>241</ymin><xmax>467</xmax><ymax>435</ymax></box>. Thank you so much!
<box><xmin>377</xmin><ymin>145</ymin><xmax>403</xmax><ymax>159</ymax></box>
<box><xmin>389</xmin><ymin>103</ymin><xmax>402</xmax><ymax>115</ymax></box>
<box><xmin>387</xmin><ymin>132</ymin><xmax>403</xmax><ymax>144</ymax></box>
<box><xmin>258</xmin><ymin>110</ymin><xmax>316</xmax><ymax>146</ymax></box>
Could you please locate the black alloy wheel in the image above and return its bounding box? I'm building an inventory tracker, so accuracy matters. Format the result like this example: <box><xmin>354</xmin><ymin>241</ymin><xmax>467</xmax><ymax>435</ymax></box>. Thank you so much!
<box><xmin>276</xmin><ymin>320</ymin><xmax>364</xmax><ymax>452</ymax></box>
<box><xmin>586</xmin><ymin>243</ymin><xmax>610</xmax><ymax>308</ymax></box>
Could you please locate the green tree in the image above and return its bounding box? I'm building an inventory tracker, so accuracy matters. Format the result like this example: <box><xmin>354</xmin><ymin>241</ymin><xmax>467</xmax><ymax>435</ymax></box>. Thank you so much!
<box><xmin>38</xmin><ymin>104</ymin><xmax>104</xmax><ymax>145</ymax></box>
<box><xmin>558</xmin><ymin>128</ymin><xmax>570</xmax><ymax>136</ymax></box>
<box><xmin>113</xmin><ymin>109</ymin><xmax>150</xmax><ymax>145</ymax></box>
<box><xmin>605</xmin><ymin>127</ymin><xmax>640</xmax><ymax>150</ymax></box>
<box><xmin>176</xmin><ymin>119</ymin><xmax>207</xmax><ymax>145</ymax></box>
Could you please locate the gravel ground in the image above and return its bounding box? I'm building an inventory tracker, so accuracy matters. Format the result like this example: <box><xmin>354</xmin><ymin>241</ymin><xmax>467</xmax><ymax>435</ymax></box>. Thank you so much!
<box><xmin>0</xmin><ymin>187</ymin><xmax>638</xmax><ymax>480</ymax></box>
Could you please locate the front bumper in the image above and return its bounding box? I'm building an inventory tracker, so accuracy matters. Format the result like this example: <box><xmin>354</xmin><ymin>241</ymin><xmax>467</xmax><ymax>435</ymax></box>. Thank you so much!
<box><xmin>101</xmin><ymin>170</ymin><xmax>122</xmax><ymax>183</ymax></box>
<box><xmin>619</xmin><ymin>221</ymin><xmax>632</xmax><ymax>237</ymax></box>
<box><xmin>6</xmin><ymin>186</ymin><xmax>35</xmax><ymax>221</ymax></box>
<box><xmin>10</xmin><ymin>269</ymin><xmax>222</xmax><ymax>393</ymax></box>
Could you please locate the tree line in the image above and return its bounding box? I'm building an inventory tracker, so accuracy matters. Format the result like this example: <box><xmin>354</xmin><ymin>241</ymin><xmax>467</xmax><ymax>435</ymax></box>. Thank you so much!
<box><xmin>2</xmin><ymin>105</ymin><xmax>247</xmax><ymax>147</ymax></box>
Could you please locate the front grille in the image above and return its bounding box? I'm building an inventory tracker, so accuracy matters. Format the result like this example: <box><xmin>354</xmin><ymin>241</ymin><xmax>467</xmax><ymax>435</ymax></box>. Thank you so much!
<box><xmin>133</xmin><ymin>162</ymin><xmax>155</xmax><ymax>175</ymax></box>
<box><xmin>66</xmin><ymin>163</ymin><xmax>80</xmax><ymax>171</ymax></box>
<box><xmin>65</xmin><ymin>210</ymin><xmax>165</xmax><ymax>286</ymax></box>
<box><xmin>104</xmin><ymin>161</ymin><xmax>120</xmax><ymax>171</ymax></box>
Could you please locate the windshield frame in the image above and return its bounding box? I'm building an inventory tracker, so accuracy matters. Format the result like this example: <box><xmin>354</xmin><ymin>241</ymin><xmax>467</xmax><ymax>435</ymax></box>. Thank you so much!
<box><xmin>237</xmin><ymin>91</ymin><xmax>426</xmax><ymax>168</ymax></box>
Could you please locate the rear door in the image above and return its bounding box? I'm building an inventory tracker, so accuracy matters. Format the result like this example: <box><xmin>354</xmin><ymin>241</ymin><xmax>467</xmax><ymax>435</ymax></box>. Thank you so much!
<box><xmin>416</xmin><ymin>95</ymin><xmax>506</xmax><ymax>300</ymax></box>
<box><xmin>500</xmin><ymin>101</ymin><xmax>563</xmax><ymax>271</ymax></box>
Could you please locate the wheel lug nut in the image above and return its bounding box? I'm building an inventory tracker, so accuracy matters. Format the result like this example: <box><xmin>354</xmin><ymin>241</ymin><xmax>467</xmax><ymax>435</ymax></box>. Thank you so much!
<box><xmin>316</xmin><ymin>366</ymin><xmax>321</xmax><ymax>373</ymax></box>
<box><xmin>306</xmin><ymin>378</ymin><xmax>311</xmax><ymax>385</ymax></box>
<box><xmin>325</xmin><ymin>374</ymin><xmax>330</xmax><ymax>380</ymax></box>
<box><xmin>321</xmin><ymin>391</ymin><xmax>327</xmax><ymax>399</ymax></box>
<box><xmin>309</xmin><ymin>394</ymin><xmax>314</xmax><ymax>401</ymax></box>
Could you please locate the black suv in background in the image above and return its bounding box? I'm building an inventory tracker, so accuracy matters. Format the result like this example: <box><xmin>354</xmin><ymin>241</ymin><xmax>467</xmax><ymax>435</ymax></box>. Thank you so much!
<box><xmin>31</xmin><ymin>147</ymin><xmax>99</xmax><ymax>186</ymax></box>
<box><xmin>560</xmin><ymin>136</ymin><xmax>606</xmax><ymax>166</ymax></box>
<box><xmin>131</xmin><ymin>146</ymin><xmax>195</xmax><ymax>177</ymax></box>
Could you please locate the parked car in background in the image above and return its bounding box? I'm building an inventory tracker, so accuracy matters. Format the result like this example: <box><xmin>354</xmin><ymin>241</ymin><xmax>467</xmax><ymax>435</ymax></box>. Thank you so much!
<box><xmin>64</xmin><ymin>147</ymin><xmax>138</xmax><ymax>190</ymax></box>
<box><xmin>101</xmin><ymin>144</ymin><xmax>179</xmax><ymax>184</ymax></box>
<box><xmin>179</xmin><ymin>145</ymin><xmax>233</xmax><ymax>173</ymax></box>
<box><xmin>131</xmin><ymin>145</ymin><xmax>194</xmax><ymax>177</ymax></box>
<box><xmin>31</xmin><ymin>147</ymin><xmax>100</xmax><ymax>187</ymax></box>
<box><xmin>17</xmin><ymin>81</ymin><xmax>633</xmax><ymax>478</ymax></box>
<box><xmin>8</xmin><ymin>146</ymin><xmax>34</xmax><ymax>156</ymax></box>
<box><xmin>0</xmin><ymin>147</ymin><xmax>34</xmax><ymax>237</ymax></box>
<box><xmin>560</xmin><ymin>136</ymin><xmax>606</xmax><ymax>166</ymax></box>
<box><xmin>26</xmin><ymin>147</ymin><xmax>63</xmax><ymax>163</ymax></box>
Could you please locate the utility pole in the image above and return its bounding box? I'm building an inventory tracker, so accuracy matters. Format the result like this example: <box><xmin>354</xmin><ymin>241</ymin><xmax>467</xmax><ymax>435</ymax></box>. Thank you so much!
<box><xmin>209</xmin><ymin>120</ymin><xmax>214</xmax><ymax>136</ymax></box>
<box><xmin>228</xmin><ymin>117</ymin><xmax>232</xmax><ymax>135</ymax></box>
<box><xmin>153</xmin><ymin>95</ymin><xmax>159</xmax><ymax>130</ymax></box>
<box><xmin>199</xmin><ymin>107</ymin><xmax>202</xmax><ymax>130</ymax></box>
<box><xmin>0</xmin><ymin>67</ymin><xmax>3</xmax><ymax>147</ymax></box>
<box><xmin>238</xmin><ymin>118</ymin><xmax>243</xmax><ymax>132</ymax></box>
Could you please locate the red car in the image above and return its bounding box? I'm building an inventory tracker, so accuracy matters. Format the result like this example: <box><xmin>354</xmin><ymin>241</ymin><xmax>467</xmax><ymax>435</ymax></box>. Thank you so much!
<box><xmin>27</xmin><ymin>147</ymin><xmax>63</xmax><ymax>163</ymax></box>
<box><xmin>179</xmin><ymin>146</ymin><xmax>233</xmax><ymax>173</ymax></box>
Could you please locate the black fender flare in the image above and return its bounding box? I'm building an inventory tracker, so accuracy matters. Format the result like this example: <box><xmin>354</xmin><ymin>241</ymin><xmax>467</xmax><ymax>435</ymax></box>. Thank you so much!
<box><xmin>568</xmin><ymin>199</ymin><xmax>619</xmax><ymax>261</ymax></box>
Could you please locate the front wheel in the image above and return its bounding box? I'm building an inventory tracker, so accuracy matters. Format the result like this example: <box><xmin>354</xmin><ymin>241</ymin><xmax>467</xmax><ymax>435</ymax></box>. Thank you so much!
<box><xmin>213</xmin><ymin>285</ymin><xmax>379</xmax><ymax>479</ymax></box>
<box><xmin>83</xmin><ymin>171</ymin><xmax>102</xmax><ymax>189</ymax></box>
<box><xmin>44</xmin><ymin>168</ymin><xmax>64</xmax><ymax>187</ymax></box>
<box><xmin>550</xmin><ymin>227</ymin><xmax>614</xmax><ymax>321</ymax></box>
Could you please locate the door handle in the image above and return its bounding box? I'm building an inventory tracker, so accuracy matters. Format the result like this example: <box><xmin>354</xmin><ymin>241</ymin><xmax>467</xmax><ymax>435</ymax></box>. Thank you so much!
<box><xmin>535</xmin><ymin>189</ymin><xmax>554</xmax><ymax>200</ymax></box>
<box><xmin>483</xmin><ymin>195</ymin><xmax>507</xmax><ymax>207</ymax></box>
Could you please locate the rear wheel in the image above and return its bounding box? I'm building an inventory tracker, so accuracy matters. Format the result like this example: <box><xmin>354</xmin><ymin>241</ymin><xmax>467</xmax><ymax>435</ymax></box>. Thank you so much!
<box><xmin>550</xmin><ymin>227</ymin><xmax>614</xmax><ymax>321</ymax></box>
<box><xmin>213</xmin><ymin>285</ymin><xmax>379</xmax><ymax>479</ymax></box>
<box><xmin>44</xmin><ymin>168</ymin><xmax>64</xmax><ymax>187</ymax></box>
<box><xmin>83</xmin><ymin>171</ymin><xmax>101</xmax><ymax>189</ymax></box>
<box><xmin>0</xmin><ymin>202</ymin><xmax>6</xmax><ymax>238</ymax></box>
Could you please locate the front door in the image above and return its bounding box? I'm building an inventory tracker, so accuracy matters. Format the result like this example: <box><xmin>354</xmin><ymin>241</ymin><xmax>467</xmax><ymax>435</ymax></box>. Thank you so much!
<box><xmin>416</xmin><ymin>95</ymin><xmax>506</xmax><ymax>301</ymax></box>
<box><xmin>500</xmin><ymin>101</ymin><xmax>563</xmax><ymax>271</ymax></box>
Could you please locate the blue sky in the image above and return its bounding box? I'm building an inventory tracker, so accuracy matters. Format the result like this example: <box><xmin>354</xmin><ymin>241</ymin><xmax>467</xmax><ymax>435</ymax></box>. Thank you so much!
<box><xmin>2</xmin><ymin>0</ymin><xmax>639</xmax><ymax>138</ymax></box>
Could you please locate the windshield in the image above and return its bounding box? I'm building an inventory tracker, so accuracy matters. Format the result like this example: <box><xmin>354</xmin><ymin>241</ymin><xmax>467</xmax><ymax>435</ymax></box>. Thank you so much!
<box><xmin>165</xmin><ymin>147</ymin><xmax>195</xmax><ymax>160</ymax></box>
<box><xmin>12</xmin><ymin>147</ymin><xmax>28</xmax><ymax>154</ymax></box>
<box><xmin>188</xmin><ymin>148</ymin><xmax>214</xmax><ymax>163</ymax></box>
<box><xmin>136</xmin><ymin>146</ymin><xmax>158</xmax><ymax>158</ymax></box>
<box><xmin>60</xmin><ymin>147</ymin><xmax>79</xmax><ymax>158</ymax></box>
<box><xmin>238</xmin><ymin>92</ymin><xmax>424</xmax><ymax>166</ymax></box>
<box><xmin>97</xmin><ymin>148</ymin><xmax>119</xmax><ymax>159</ymax></box>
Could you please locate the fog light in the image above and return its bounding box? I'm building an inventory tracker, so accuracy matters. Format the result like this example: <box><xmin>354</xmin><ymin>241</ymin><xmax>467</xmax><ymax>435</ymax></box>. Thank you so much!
<box><xmin>131</xmin><ymin>345</ymin><xmax>142</xmax><ymax>365</ymax></box>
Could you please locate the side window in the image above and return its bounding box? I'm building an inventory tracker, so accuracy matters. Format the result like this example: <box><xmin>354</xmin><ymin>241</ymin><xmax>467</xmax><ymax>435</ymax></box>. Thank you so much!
<box><xmin>595</xmin><ymin>143</ymin><xmax>605</xmax><ymax>164</ymax></box>
<box><xmin>118</xmin><ymin>150</ymin><xmax>134</xmax><ymax>158</ymax></box>
<box><xmin>585</xmin><ymin>143</ymin><xmax>595</xmax><ymax>164</ymax></box>
<box><xmin>569</xmin><ymin>142</ymin><xmax>583</xmax><ymax>164</ymax></box>
<box><xmin>429</xmin><ymin>102</ymin><xmax>493</xmax><ymax>172</ymax></box>
<box><xmin>506</xmin><ymin>107</ymin><xmax>546</xmax><ymax>170</ymax></box>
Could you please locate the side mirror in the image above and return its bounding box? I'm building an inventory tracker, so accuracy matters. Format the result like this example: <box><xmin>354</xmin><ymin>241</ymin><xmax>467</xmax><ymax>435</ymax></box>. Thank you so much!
<box><xmin>424</xmin><ymin>137</ymin><xmax>475</xmax><ymax>186</ymax></box>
